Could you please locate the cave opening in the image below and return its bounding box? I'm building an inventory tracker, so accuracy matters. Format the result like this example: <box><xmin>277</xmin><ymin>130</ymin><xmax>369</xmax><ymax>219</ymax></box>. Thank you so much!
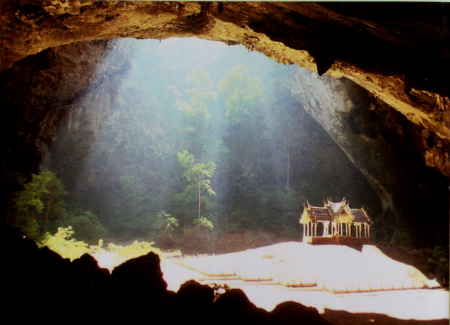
<box><xmin>41</xmin><ymin>37</ymin><xmax>384</xmax><ymax>251</ymax></box>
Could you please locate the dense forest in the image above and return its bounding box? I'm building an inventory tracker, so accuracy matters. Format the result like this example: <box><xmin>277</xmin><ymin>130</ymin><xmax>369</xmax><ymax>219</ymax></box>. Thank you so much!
<box><xmin>10</xmin><ymin>38</ymin><xmax>383</xmax><ymax>249</ymax></box>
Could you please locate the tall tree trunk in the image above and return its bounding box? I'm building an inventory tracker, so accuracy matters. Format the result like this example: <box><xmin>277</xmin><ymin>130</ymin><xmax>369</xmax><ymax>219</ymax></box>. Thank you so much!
<box><xmin>44</xmin><ymin>196</ymin><xmax>54</xmax><ymax>231</ymax></box>
<box><xmin>286</xmin><ymin>146</ymin><xmax>291</xmax><ymax>190</ymax></box>
<box><xmin>198</xmin><ymin>179</ymin><xmax>201</xmax><ymax>218</ymax></box>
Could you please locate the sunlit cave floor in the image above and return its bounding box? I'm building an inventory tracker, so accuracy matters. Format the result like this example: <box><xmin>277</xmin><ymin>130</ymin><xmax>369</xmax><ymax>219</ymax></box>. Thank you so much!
<box><xmin>157</xmin><ymin>242</ymin><xmax>448</xmax><ymax>323</ymax></box>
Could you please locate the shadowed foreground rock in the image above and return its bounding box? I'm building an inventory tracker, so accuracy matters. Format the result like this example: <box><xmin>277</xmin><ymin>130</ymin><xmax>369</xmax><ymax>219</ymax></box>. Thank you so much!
<box><xmin>3</xmin><ymin>226</ymin><xmax>448</xmax><ymax>325</ymax></box>
<box><xmin>271</xmin><ymin>301</ymin><xmax>332</xmax><ymax>325</ymax></box>
<box><xmin>3</xmin><ymin>226</ymin><xmax>329</xmax><ymax>324</ymax></box>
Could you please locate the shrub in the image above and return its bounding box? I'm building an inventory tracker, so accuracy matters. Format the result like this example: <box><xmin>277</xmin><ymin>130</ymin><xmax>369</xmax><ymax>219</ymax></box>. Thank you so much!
<box><xmin>12</xmin><ymin>170</ymin><xmax>66</xmax><ymax>239</ymax></box>
<box><xmin>40</xmin><ymin>226</ymin><xmax>164</xmax><ymax>269</ymax></box>
<box><xmin>40</xmin><ymin>226</ymin><xmax>91</xmax><ymax>260</ymax></box>
<box><xmin>106</xmin><ymin>240</ymin><xmax>161</xmax><ymax>260</ymax></box>
<box><xmin>193</xmin><ymin>216</ymin><xmax>214</xmax><ymax>231</ymax></box>
<box><xmin>62</xmin><ymin>210</ymin><xmax>108</xmax><ymax>244</ymax></box>
<box><xmin>153</xmin><ymin>211</ymin><xmax>179</xmax><ymax>236</ymax></box>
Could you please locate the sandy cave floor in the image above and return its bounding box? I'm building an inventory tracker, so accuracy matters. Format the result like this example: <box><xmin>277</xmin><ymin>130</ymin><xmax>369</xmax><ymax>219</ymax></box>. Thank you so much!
<box><xmin>159</xmin><ymin>242</ymin><xmax>449</xmax><ymax>322</ymax></box>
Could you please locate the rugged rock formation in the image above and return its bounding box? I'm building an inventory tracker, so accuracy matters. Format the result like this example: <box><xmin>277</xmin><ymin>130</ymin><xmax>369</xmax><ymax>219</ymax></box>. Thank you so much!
<box><xmin>0</xmin><ymin>40</ymin><xmax>115</xmax><ymax>214</ymax></box>
<box><xmin>290</xmin><ymin>69</ymin><xmax>448</xmax><ymax>246</ymax></box>
<box><xmin>3</xmin><ymin>225</ymin><xmax>331</xmax><ymax>325</ymax></box>
<box><xmin>1</xmin><ymin>1</ymin><xmax>449</xmax><ymax>179</ymax></box>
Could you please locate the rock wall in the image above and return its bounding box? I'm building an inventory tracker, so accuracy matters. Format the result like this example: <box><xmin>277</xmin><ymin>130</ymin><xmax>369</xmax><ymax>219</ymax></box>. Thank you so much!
<box><xmin>0</xmin><ymin>40</ymin><xmax>114</xmax><ymax>214</ymax></box>
<box><xmin>290</xmin><ymin>70</ymin><xmax>448</xmax><ymax>246</ymax></box>
<box><xmin>1</xmin><ymin>2</ymin><xmax>449</xmax><ymax>178</ymax></box>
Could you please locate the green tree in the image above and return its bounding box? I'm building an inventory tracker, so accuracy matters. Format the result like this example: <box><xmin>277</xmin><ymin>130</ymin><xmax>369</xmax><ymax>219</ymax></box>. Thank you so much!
<box><xmin>13</xmin><ymin>170</ymin><xmax>66</xmax><ymax>239</ymax></box>
<box><xmin>177</xmin><ymin>150</ymin><xmax>216</xmax><ymax>220</ymax></box>
<box><xmin>152</xmin><ymin>211</ymin><xmax>179</xmax><ymax>236</ymax></box>
<box><xmin>219</xmin><ymin>65</ymin><xmax>263</xmax><ymax>124</ymax></box>
<box><xmin>62</xmin><ymin>210</ymin><xmax>108</xmax><ymax>244</ymax></box>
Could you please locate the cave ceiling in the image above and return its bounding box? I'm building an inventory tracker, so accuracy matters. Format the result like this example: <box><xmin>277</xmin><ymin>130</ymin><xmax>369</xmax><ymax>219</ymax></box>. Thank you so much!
<box><xmin>0</xmin><ymin>1</ymin><xmax>449</xmax><ymax>176</ymax></box>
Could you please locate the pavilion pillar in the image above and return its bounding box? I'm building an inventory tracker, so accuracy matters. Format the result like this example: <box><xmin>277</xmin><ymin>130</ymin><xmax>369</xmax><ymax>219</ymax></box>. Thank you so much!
<box><xmin>367</xmin><ymin>224</ymin><xmax>370</xmax><ymax>238</ymax></box>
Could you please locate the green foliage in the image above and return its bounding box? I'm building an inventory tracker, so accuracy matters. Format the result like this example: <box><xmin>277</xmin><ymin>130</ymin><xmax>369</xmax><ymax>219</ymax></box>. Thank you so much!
<box><xmin>182</xmin><ymin>216</ymin><xmax>215</xmax><ymax>252</ymax></box>
<box><xmin>40</xmin><ymin>226</ymin><xmax>163</xmax><ymax>266</ymax></box>
<box><xmin>40</xmin><ymin>226</ymin><xmax>91</xmax><ymax>260</ymax></box>
<box><xmin>177</xmin><ymin>150</ymin><xmax>216</xmax><ymax>197</ymax></box>
<box><xmin>62</xmin><ymin>210</ymin><xmax>108</xmax><ymax>244</ymax></box>
<box><xmin>178</xmin><ymin>69</ymin><xmax>216</xmax><ymax>119</ymax></box>
<box><xmin>106</xmin><ymin>240</ymin><xmax>161</xmax><ymax>260</ymax></box>
<box><xmin>176</xmin><ymin>150</ymin><xmax>216</xmax><ymax>221</ymax></box>
<box><xmin>153</xmin><ymin>211</ymin><xmax>179</xmax><ymax>236</ymax></box>
<box><xmin>219</xmin><ymin>65</ymin><xmax>263</xmax><ymax>123</ymax></box>
<box><xmin>15</xmin><ymin>217</ymin><xmax>41</xmax><ymax>240</ymax></box>
<box><xmin>390</xmin><ymin>228</ymin><xmax>413</xmax><ymax>247</ymax></box>
<box><xmin>13</xmin><ymin>170</ymin><xmax>66</xmax><ymax>239</ymax></box>
<box><xmin>193</xmin><ymin>216</ymin><xmax>215</xmax><ymax>231</ymax></box>
<box><xmin>177</xmin><ymin>150</ymin><xmax>196</xmax><ymax>170</ymax></box>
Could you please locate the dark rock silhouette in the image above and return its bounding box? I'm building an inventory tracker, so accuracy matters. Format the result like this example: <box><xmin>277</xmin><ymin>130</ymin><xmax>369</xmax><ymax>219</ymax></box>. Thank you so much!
<box><xmin>213</xmin><ymin>288</ymin><xmax>270</xmax><ymax>324</ymax></box>
<box><xmin>175</xmin><ymin>280</ymin><xmax>215</xmax><ymax>324</ymax></box>
<box><xmin>4</xmin><ymin>225</ymin><xmax>447</xmax><ymax>325</ymax></box>
<box><xmin>271</xmin><ymin>301</ymin><xmax>332</xmax><ymax>325</ymax></box>
<box><xmin>111</xmin><ymin>251</ymin><xmax>167</xmax><ymax>295</ymax></box>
